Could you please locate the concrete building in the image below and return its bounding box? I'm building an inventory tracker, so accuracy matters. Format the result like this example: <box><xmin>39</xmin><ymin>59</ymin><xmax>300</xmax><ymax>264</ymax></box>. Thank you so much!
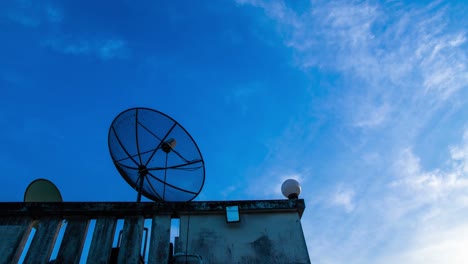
<box><xmin>0</xmin><ymin>199</ymin><xmax>310</xmax><ymax>264</ymax></box>
<box><xmin>177</xmin><ymin>201</ymin><xmax>309</xmax><ymax>263</ymax></box>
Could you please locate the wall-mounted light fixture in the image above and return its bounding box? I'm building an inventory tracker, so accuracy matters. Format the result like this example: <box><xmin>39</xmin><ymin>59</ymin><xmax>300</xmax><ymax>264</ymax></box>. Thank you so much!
<box><xmin>225</xmin><ymin>205</ymin><xmax>240</xmax><ymax>223</ymax></box>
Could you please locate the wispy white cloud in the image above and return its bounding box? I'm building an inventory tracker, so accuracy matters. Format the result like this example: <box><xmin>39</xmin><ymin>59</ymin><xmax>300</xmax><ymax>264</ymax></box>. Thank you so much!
<box><xmin>46</xmin><ymin>39</ymin><xmax>91</xmax><ymax>55</ymax></box>
<box><xmin>42</xmin><ymin>38</ymin><xmax>129</xmax><ymax>60</ymax></box>
<box><xmin>353</xmin><ymin>103</ymin><xmax>391</xmax><ymax>128</ymax></box>
<box><xmin>379</xmin><ymin>222</ymin><xmax>468</xmax><ymax>264</ymax></box>
<box><xmin>4</xmin><ymin>2</ymin><xmax>129</xmax><ymax>61</ymax></box>
<box><xmin>6</xmin><ymin>11</ymin><xmax>40</xmax><ymax>27</ymax></box>
<box><xmin>99</xmin><ymin>39</ymin><xmax>126</xmax><ymax>60</ymax></box>
<box><xmin>300</xmin><ymin>130</ymin><xmax>468</xmax><ymax>263</ymax></box>
<box><xmin>45</xmin><ymin>5</ymin><xmax>63</xmax><ymax>23</ymax></box>
<box><xmin>330</xmin><ymin>186</ymin><xmax>355</xmax><ymax>213</ymax></box>
<box><xmin>220</xmin><ymin>185</ymin><xmax>238</xmax><ymax>199</ymax></box>
<box><xmin>235</xmin><ymin>0</ymin><xmax>468</xmax><ymax>263</ymax></box>
<box><xmin>237</xmin><ymin>0</ymin><xmax>468</xmax><ymax>132</ymax></box>
<box><xmin>376</xmin><ymin>131</ymin><xmax>468</xmax><ymax>263</ymax></box>
<box><xmin>224</xmin><ymin>83</ymin><xmax>263</xmax><ymax>114</ymax></box>
<box><xmin>390</xmin><ymin>130</ymin><xmax>468</xmax><ymax>213</ymax></box>
<box><xmin>4</xmin><ymin>2</ymin><xmax>63</xmax><ymax>27</ymax></box>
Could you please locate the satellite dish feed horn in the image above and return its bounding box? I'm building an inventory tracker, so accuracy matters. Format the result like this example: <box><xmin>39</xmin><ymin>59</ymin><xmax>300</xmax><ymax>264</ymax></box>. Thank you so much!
<box><xmin>108</xmin><ymin>107</ymin><xmax>205</xmax><ymax>202</ymax></box>
<box><xmin>162</xmin><ymin>138</ymin><xmax>177</xmax><ymax>153</ymax></box>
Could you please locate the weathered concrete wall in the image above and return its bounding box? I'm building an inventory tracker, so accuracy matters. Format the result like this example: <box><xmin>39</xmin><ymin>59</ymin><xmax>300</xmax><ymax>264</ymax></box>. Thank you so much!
<box><xmin>178</xmin><ymin>212</ymin><xmax>310</xmax><ymax>264</ymax></box>
<box><xmin>0</xmin><ymin>200</ymin><xmax>307</xmax><ymax>263</ymax></box>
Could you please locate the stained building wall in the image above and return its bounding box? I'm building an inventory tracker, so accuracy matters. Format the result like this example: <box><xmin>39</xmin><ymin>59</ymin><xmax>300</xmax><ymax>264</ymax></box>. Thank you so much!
<box><xmin>177</xmin><ymin>212</ymin><xmax>310</xmax><ymax>264</ymax></box>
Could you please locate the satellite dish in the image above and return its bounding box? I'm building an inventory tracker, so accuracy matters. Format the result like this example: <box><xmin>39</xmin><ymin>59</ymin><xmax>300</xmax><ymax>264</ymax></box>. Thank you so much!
<box><xmin>24</xmin><ymin>178</ymin><xmax>63</xmax><ymax>202</ymax></box>
<box><xmin>108</xmin><ymin>107</ymin><xmax>205</xmax><ymax>202</ymax></box>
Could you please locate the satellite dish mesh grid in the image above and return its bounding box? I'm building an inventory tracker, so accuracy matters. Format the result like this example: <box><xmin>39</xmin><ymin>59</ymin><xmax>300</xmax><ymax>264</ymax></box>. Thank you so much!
<box><xmin>108</xmin><ymin>107</ymin><xmax>205</xmax><ymax>202</ymax></box>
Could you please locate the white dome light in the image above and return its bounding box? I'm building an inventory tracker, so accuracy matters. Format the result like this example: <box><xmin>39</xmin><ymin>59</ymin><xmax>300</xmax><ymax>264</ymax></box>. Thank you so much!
<box><xmin>281</xmin><ymin>179</ymin><xmax>301</xmax><ymax>199</ymax></box>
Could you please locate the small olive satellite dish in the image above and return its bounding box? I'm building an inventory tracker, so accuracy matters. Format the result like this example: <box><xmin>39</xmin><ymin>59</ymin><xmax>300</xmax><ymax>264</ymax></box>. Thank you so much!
<box><xmin>24</xmin><ymin>178</ymin><xmax>63</xmax><ymax>202</ymax></box>
<box><xmin>108</xmin><ymin>107</ymin><xmax>205</xmax><ymax>202</ymax></box>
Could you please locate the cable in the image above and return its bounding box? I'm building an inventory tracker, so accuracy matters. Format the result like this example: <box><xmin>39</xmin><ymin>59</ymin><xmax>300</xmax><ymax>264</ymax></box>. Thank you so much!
<box><xmin>185</xmin><ymin>215</ymin><xmax>190</xmax><ymax>264</ymax></box>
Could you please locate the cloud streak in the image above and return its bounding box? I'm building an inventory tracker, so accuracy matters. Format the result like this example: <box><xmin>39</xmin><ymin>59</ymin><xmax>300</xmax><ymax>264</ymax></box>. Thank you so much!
<box><xmin>4</xmin><ymin>2</ymin><xmax>63</xmax><ymax>27</ymax></box>
<box><xmin>331</xmin><ymin>186</ymin><xmax>355</xmax><ymax>213</ymax></box>
<box><xmin>378</xmin><ymin>130</ymin><xmax>468</xmax><ymax>263</ymax></box>
<box><xmin>3</xmin><ymin>2</ymin><xmax>128</xmax><ymax>61</ymax></box>
<box><xmin>42</xmin><ymin>38</ymin><xmax>129</xmax><ymax>60</ymax></box>
<box><xmin>238</xmin><ymin>0</ymin><xmax>468</xmax><ymax>133</ymax></box>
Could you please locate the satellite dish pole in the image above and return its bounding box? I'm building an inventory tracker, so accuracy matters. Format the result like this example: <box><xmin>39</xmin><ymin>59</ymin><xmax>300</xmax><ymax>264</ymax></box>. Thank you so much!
<box><xmin>136</xmin><ymin>165</ymin><xmax>148</xmax><ymax>202</ymax></box>
<box><xmin>161</xmin><ymin>138</ymin><xmax>176</xmax><ymax>200</ymax></box>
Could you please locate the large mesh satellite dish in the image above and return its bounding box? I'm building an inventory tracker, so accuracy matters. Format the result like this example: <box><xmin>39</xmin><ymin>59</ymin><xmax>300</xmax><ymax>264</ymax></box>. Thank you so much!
<box><xmin>108</xmin><ymin>107</ymin><xmax>205</xmax><ymax>202</ymax></box>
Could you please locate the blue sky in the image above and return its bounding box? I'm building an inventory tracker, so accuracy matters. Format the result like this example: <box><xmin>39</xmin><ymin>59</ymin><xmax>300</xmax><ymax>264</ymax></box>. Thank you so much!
<box><xmin>1</xmin><ymin>0</ymin><xmax>468</xmax><ymax>263</ymax></box>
